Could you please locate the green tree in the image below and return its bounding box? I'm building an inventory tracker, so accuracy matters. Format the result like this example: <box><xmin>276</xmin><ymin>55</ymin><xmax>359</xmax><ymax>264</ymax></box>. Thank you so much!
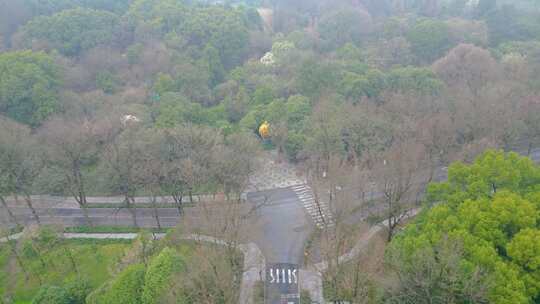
<box><xmin>32</xmin><ymin>286</ymin><xmax>71</xmax><ymax>304</ymax></box>
<box><xmin>204</xmin><ymin>44</ymin><xmax>226</xmax><ymax>87</ymax></box>
<box><xmin>386</xmin><ymin>66</ymin><xmax>443</xmax><ymax>96</ymax></box>
<box><xmin>104</xmin><ymin>264</ymin><xmax>146</xmax><ymax>304</ymax></box>
<box><xmin>64</xmin><ymin>278</ymin><xmax>92</xmax><ymax>304</ymax></box>
<box><xmin>507</xmin><ymin>229</ymin><xmax>540</xmax><ymax>297</ymax></box>
<box><xmin>386</xmin><ymin>236</ymin><xmax>492</xmax><ymax>304</ymax></box>
<box><xmin>252</xmin><ymin>86</ymin><xmax>274</xmax><ymax>105</ymax></box>
<box><xmin>96</xmin><ymin>71</ymin><xmax>119</xmax><ymax>94</ymax></box>
<box><xmin>127</xmin><ymin>1</ymin><xmax>250</xmax><ymax>69</ymax></box>
<box><xmin>21</xmin><ymin>0</ymin><xmax>132</xmax><ymax>15</ymax></box>
<box><xmin>141</xmin><ymin>247</ymin><xmax>184</xmax><ymax>304</ymax></box>
<box><xmin>155</xmin><ymin>93</ymin><xmax>225</xmax><ymax>127</ymax></box>
<box><xmin>297</xmin><ymin>59</ymin><xmax>339</xmax><ymax>99</ymax></box>
<box><xmin>224</xmin><ymin>87</ymin><xmax>249</xmax><ymax>123</ymax></box>
<box><xmin>0</xmin><ymin>50</ymin><xmax>61</xmax><ymax>126</ymax></box>
<box><xmin>484</xmin><ymin>5</ymin><xmax>540</xmax><ymax>46</ymax></box>
<box><xmin>390</xmin><ymin>150</ymin><xmax>540</xmax><ymax>304</ymax></box>
<box><xmin>406</xmin><ymin>19</ymin><xmax>454</xmax><ymax>63</ymax></box>
<box><xmin>18</xmin><ymin>7</ymin><xmax>119</xmax><ymax>56</ymax></box>
<box><xmin>317</xmin><ymin>8</ymin><xmax>373</xmax><ymax>48</ymax></box>
<box><xmin>285</xmin><ymin>94</ymin><xmax>310</xmax><ymax>131</ymax></box>
<box><xmin>152</xmin><ymin>73</ymin><xmax>175</xmax><ymax>96</ymax></box>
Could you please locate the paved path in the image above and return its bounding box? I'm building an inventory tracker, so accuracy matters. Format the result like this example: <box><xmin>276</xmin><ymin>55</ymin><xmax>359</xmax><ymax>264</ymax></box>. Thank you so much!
<box><xmin>246</xmin><ymin>155</ymin><xmax>305</xmax><ymax>192</ymax></box>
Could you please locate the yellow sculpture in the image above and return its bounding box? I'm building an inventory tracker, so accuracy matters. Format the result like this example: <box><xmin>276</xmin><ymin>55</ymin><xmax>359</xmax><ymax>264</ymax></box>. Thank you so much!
<box><xmin>259</xmin><ymin>121</ymin><xmax>270</xmax><ymax>139</ymax></box>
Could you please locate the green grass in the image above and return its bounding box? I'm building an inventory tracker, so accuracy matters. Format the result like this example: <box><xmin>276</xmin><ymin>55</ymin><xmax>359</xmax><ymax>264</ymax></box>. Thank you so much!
<box><xmin>1</xmin><ymin>239</ymin><xmax>131</xmax><ymax>303</ymax></box>
<box><xmin>0</xmin><ymin>244</ymin><xmax>11</xmax><ymax>298</ymax></box>
<box><xmin>64</xmin><ymin>226</ymin><xmax>171</xmax><ymax>234</ymax></box>
<box><xmin>1</xmin><ymin>231</ymin><xmax>243</xmax><ymax>303</ymax></box>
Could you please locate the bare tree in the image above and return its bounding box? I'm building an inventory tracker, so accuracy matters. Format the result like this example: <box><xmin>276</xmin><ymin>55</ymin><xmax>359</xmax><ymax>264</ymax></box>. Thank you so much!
<box><xmin>1</xmin><ymin>228</ymin><xmax>30</xmax><ymax>288</ymax></box>
<box><xmin>215</xmin><ymin>132</ymin><xmax>261</xmax><ymax>200</ymax></box>
<box><xmin>166</xmin><ymin>239</ymin><xmax>241</xmax><ymax>304</ymax></box>
<box><xmin>433</xmin><ymin>44</ymin><xmax>500</xmax><ymax>98</ymax></box>
<box><xmin>138</xmin><ymin>129</ymin><xmax>165</xmax><ymax>230</ymax></box>
<box><xmin>270</xmin><ymin>120</ymin><xmax>289</xmax><ymax>162</ymax></box>
<box><xmin>372</xmin><ymin>139</ymin><xmax>426</xmax><ymax>242</ymax></box>
<box><xmin>177</xmin><ymin>197</ymin><xmax>255</xmax><ymax>303</ymax></box>
<box><xmin>304</xmin><ymin>99</ymin><xmax>346</xmax><ymax>176</ymax></box>
<box><xmin>306</xmin><ymin>155</ymin><xmax>380</xmax><ymax>303</ymax></box>
<box><xmin>521</xmin><ymin>96</ymin><xmax>540</xmax><ymax>155</ymax></box>
<box><xmin>0</xmin><ymin>118</ymin><xmax>42</xmax><ymax>225</ymax></box>
<box><xmin>161</xmin><ymin>124</ymin><xmax>223</xmax><ymax>205</ymax></box>
<box><xmin>176</xmin><ymin>131</ymin><xmax>260</xmax><ymax>277</ymax></box>
<box><xmin>0</xmin><ymin>195</ymin><xmax>18</xmax><ymax>227</ymax></box>
<box><xmin>311</xmin><ymin>157</ymin><xmax>358</xmax><ymax>293</ymax></box>
<box><xmin>157</xmin><ymin>129</ymin><xmax>189</xmax><ymax>215</ymax></box>
<box><xmin>39</xmin><ymin>116</ymin><xmax>99</xmax><ymax>226</ymax></box>
<box><xmin>416</xmin><ymin>114</ymin><xmax>456</xmax><ymax>181</ymax></box>
<box><xmin>101</xmin><ymin>118</ymin><xmax>145</xmax><ymax>227</ymax></box>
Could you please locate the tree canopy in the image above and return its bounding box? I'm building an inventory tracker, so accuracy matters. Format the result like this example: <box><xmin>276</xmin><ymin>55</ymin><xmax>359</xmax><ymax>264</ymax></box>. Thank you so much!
<box><xmin>0</xmin><ymin>50</ymin><xmax>61</xmax><ymax>126</ymax></box>
<box><xmin>389</xmin><ymin>150</ymin><xmax>540</xmax><ymax>304</ymax></box>
<box><xmin>18</xmin><ymin>8</ymin><xmax>120</xmax><ymax>56</ymax></box>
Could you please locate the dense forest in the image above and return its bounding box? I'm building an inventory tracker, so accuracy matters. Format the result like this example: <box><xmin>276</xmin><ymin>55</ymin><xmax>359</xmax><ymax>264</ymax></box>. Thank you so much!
<box><xmin>1</xmin><ymin>0</ymin><xmax>540</xmax><ymax>166</ymax></box>
<box><xmin>1</xmin><ymin>0</ymin><xmax>540</xmax><ymax>303</ymax></box>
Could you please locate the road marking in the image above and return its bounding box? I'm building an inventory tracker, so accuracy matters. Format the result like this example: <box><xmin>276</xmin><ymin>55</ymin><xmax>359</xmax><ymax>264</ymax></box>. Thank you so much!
<box><xmin>291</xmin><ymin>184</ymin><xmax>335</xmax><ymax>229</ymax></box>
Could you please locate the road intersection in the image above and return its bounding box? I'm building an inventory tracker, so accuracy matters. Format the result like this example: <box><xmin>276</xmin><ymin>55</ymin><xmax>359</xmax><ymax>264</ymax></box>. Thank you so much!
<box><xmin>1</xmin><ymin>148</ymin><xmax>539</xmax><ymax>303</ymax></box>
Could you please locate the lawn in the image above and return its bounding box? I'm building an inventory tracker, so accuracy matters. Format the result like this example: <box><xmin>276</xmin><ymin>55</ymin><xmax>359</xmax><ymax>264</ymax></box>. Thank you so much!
<box><xmin>0</xmin><ymin>244</ymin><xmax>11</xmax><ymax>299</ymax></box>
<box><xmin>1</xmin><ymin>231</ymin><xmax>240</xmax><ymax>303</ymax></box>
<box><xmin>0</xmin><ymin>239</ymin><xmax>131</xmax><ymax>303</ymax></box>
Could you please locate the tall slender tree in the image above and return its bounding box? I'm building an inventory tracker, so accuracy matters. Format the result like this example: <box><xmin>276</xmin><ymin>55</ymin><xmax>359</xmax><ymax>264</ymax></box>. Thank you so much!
<box><xmin>39</xmin><ymin>116</ymin><xmax>99</xmax><ymax>226</ymax></box>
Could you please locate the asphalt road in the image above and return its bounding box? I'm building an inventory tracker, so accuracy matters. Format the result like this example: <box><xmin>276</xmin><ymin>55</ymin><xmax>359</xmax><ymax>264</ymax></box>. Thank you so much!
<box><xmin>247</xmin><ymin>188</ymin><xmax>310</xmax><ymax>265</ymax></box>
<box><xmin>2</xmin><ymin>147</ymin><xmax>539</xmax><ymax>257</ymax></box>
<box><xmin>0</xmin><ymin>189</ymin><xmax>312</xmax><ymax>266</ymax></box>
<box><xmin>0</xmin><ymin>206</ymin><xmax>181</xmax><ymax>228</ymax></box>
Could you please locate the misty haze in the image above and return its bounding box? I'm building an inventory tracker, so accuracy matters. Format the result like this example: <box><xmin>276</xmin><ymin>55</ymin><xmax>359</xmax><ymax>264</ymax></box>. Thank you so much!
<box><xmin>1</xmin><ymin>0</ymin><xmax>540</xmax><ymax>303</ymax></box>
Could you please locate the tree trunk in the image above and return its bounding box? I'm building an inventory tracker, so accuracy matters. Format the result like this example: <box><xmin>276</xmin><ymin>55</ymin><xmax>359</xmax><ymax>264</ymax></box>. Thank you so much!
<box><xmin>75</xmin><ymin>166</ymin><xmax>91</xmax><ymax>226</ymax></box>
<box><xmin>9</xmin><ymin>239</ymin><xmax>29</xmax><ymax>282</ymax></box>
<box><xmin>125</xmin><ymin>194</ymin><xmax>138</xmax><ymax>228</ymax></box>
<box><xmin>171</xmin><ymin>192</ymin><xmax>183</xmax><ymax>215</ymax></box>
<box><xmin>387</xmin><ymin>222</ymin><xmax>394</xmax><ymax>242</ymax></box>
<box><xmin>0</xmin><ymin>195</ymin><xmax>19</xmax><ymax>226</ymax></box>
<box><xmin>22</xmin><ymin>193</ymin><xmax>40</xmax><ymax>225</ymax></box>
<box><xmin>151</xmin><ymin>195</ymin><xmax>162</xmax><ymax>230</ymax></box>
<box><xmin>352</xmin><ymin>251</ymin><xmax>363</xmax><ymax>299</ymax></box>
<box><xmin>387</xmin><ymin>203</ymin><xmax>394</xmax><ymax>242</ymax></box>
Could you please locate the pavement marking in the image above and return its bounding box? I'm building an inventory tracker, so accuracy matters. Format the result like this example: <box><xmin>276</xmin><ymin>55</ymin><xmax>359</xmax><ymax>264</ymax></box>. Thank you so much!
<box><xmin>290</xmin><ymin>184</ymin><xmax>335</xmax><ymax>229</ymax></box>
